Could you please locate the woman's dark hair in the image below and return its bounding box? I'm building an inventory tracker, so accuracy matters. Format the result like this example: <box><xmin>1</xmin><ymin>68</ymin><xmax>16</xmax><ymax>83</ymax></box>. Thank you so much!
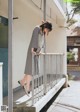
<box><xmin>40</xmin><ymin>21</ymin><xmax>52</xmax><ymax>32</ymax></box>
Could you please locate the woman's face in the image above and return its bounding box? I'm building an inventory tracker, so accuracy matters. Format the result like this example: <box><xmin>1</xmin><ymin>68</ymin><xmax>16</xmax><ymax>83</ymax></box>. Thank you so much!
<box><xmin>43</xmin><ymin>28</ymin><xmax>50</xmax><ymax>36</ymax></box>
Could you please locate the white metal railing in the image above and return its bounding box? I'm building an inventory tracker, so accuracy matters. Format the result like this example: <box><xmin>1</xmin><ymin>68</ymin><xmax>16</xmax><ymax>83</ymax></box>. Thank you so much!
<box><xmin>0</xmin><ymin>63</ymin><xmax>3</xmax><ymax>108</ymax></box>
<box><xmin>31</xmin><ymin>53</ymin><xmax>64</xmax><ymax>105</ymax></box>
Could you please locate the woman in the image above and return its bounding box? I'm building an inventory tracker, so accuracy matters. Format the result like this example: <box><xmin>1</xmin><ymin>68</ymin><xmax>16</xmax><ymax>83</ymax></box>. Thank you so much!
<box><xmin>18</xmin><ymin>21</ymin><xmax>52</xmax><ymax>95</ymax></box>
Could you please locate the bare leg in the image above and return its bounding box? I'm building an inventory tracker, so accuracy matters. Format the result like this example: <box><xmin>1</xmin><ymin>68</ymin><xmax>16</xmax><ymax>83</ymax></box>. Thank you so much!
<box><xmin>21</xmin><ymin>74</ymin><xmax>32</xmax><ymax>91</ymax></box>
<box><xmin>25</xmin><ymin>75</ymin><xmax>32</xmax><ymax>91</ymax></box>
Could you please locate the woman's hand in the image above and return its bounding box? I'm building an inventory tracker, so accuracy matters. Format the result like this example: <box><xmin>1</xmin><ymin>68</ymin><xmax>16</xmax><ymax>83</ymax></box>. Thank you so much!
<box><xmin>31</xmin><ymin>48</ymin><xmax>45</xmax><ymax>56</ymax></box>
<box><xmin>31</xmin><ymin>48</ymin><xmax>40</xmax><ymax>55</ymax></box>
<box><xmin>31</xmin><ymin>48</ymin><xmax>37</xmax><ymax>55</ymax></box>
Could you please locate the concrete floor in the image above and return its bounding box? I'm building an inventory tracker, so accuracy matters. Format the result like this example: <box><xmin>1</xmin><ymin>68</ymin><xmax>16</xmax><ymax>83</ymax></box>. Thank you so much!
<box><xmin>47</xmin><ymin>81</ymin><xmax>80</xmax><ymax>112</ymax></box>
<box><xmin>3</xmin><ymin>87</ymin><xmax>25</xmax><ymax>106</ymax></box>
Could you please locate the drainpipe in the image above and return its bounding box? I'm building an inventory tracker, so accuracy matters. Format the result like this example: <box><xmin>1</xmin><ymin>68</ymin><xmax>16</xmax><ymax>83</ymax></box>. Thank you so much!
<box><xmin>8</xmin><ymin>0</ymin><xmax>13</xmax><ymax>112</ymax></box>
<box><xmin>43</xmin><ymin>0</ymin><xmax>46</xmax><ymax>21</ymax></box>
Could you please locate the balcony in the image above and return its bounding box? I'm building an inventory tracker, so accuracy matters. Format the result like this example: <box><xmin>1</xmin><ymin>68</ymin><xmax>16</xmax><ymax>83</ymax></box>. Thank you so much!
<box><xmin>13</xmin><ymin>53</ymin><xmax>66</xmax><ymax>112</ymax></box>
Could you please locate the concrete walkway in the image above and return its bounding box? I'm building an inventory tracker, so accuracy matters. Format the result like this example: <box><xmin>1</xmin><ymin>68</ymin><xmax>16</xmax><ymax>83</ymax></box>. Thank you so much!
<box><xmin>47</xmin><ymin>81</ymin><xmax>80</xmax><ymax>112</ymax></box>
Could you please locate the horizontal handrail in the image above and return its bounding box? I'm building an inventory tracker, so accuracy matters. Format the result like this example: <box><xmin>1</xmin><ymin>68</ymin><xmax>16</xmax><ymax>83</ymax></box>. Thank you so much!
<box><xmin>36</xmin><ymin>53</ymin><xmax>64</xmax><ymax>55</ymax></box>
<box><xmin>44</xmin><ymin>53</ymin><xmax>64</xmax><ymax>55</ymax></box>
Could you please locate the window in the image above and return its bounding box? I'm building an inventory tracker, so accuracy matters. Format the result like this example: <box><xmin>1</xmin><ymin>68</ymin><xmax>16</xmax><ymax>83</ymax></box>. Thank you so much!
<box><xmin>0</xmin><ymin>16</ymin><xmax>8</xmax><ymax>48</ymax></box>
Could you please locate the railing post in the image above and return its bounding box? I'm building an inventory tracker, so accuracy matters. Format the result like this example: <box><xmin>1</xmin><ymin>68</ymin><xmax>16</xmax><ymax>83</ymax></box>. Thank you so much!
<box><xmin>0</xmin><ymin>63</ymin><xmax>3</xmax><ymax>107</ymax></box>
<box><xmin>8</xmin><ymin>0</ymin><xmax>13</xmax><ymax>112</ymax></box>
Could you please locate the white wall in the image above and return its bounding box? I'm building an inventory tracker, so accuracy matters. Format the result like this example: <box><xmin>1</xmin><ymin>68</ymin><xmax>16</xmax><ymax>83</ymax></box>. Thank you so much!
<box><xmin>46</xmin><ymin>27</ymin><xmax>66</xmax><ymax>52</ymax></box>
<box><xmin>46</xmin><ymin>27</ymin><xmax>67</xmax><ymax>74</ymax></box>
<box><xmin>0</xmin><ymin>0</ymin><xmax>8</xmax><ymax>17</ymax></box>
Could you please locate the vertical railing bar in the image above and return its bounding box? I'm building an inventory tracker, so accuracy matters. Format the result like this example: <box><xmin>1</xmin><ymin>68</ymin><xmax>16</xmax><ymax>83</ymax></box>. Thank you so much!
<box><xmin>39</xmin><ymin>55</ymin><xmax>41</xmax><ymax>98</ymax></box>
<box><xmin>34</xmin><ymin>57</ymin><xmax>36</xmax><ymax>103</ymax></box>
<box><xmin>49</xmin><ymin>54</ymin><xmax>51</xmax><ymax>89</ymax></box>
<box><xmin>60</xmin><ymin>54</ymin><xmax>63</xmax><ymax>79</ymax></box>
<box><xmin>48</xmin><ymin>55</ymin><xmax>51</xmax><ymax>89</ymax></box>
<box><xmin>38</xmin><ymin>55</ymin><xmax>40</xmax><ymax>101</ymax></box>
<box><xmin>42</xmin><ymin>55</ymin><xmax>44</xmax><ymax>95</ymax></box>
<box><xmin>51</xmin><ymin>55</ymin><xmax>53</xmax><ymax>86</ymax></box>
<box><xmin>62</xmin><ymin>55</ymin><xmax>63</xmax><ymax>78</ymax></box>
<box><xmin>35</xmin><ymin>57</ymin><xmax>37</xmax><ymax>103</ymax></box>
<box><xmin>56</xmin><ymin>55</ymin><xmax>57</xmax><ymax>84</ymax></box>
<box><xmin>41</xmin><ymin>55</ymin><xmax>43</xmax><ymax>95</ymax></box>
<box><xmin>53</xmin><ymin>55</ymin><xmax>55</xmax><ymax>85</ymax></box>
<box><xmin>60</xmin><ymin>55</ymin><xmax>62</xmax><ymax>79</ymax></box>
<box><xmin>42</xmin><ymin>55</ymin><xmax>43</xmax><ymax>88</ymax></box>
<box><xmin>49</xmin><ymin>55</ymin><xmax>50</xmax><ymax>89</ymax></box>
<box><xmin>43</xmin><ymin>54</ymin><xmax>47</xmax><ymax>95</ymax></box>
<box><xmin>43</xmin><ymin>55</ymin><xmax>45</xmax><ymax>94</ymax></box>
<box><xmin>58</xmin><ymin>55</ymin><xmax>59</xmax><ymax>81</ymax></box>
<box><xmin>48</xmin><ymin>55</ymin><xmax>50</xmax><ymax>91</ymax></box>
<box><xmin>53</xmin><ymin>55</ymin><xmax>55</xmax><ymax>86</ymax></box>
<box><xmin>39</xmin><ymin>55</ymin><xmax>41</xmax><ymax>99</ymax></box>
<box><xmin>58</xmin><ymin>55</ymin><xmax>60</xmax><ymax>80</ymax></box>
<box><xmin>36</xmin><ymin>56</ymin><xmax>38</xmax><ymax>102</ymax></box>
<box><xmin>57</xmin><ymin>55</ymin><xmax>59</xmax><ymax>82</ymax></box>
<box><xmin>50</xmin><ymin>55</ymin><xmax>51</xmax><ymax>88</ymax></box>
<box><xmin>52</xmin><ymin>55</ymin><xmax>55</xmax><ymax>86</ymax></box>
<box><xmin>59</xmin><ymin>54</ymin><xmax>61</xmax><ymax>80</ymax></box>
<box><xmin>32</xmin><ymin>54</ymin><xmax>35</xmax><ymax>105</ymax></box>
<box><xmin>39</xmin><ymin>55</ymin><xmax>41</xmax><ymax>96</ymax></box>
<box><xmin>57</xmin><ymin>55</ymin><xmax>58</xmax><ymax>82</ymax></box>
<box><xmin>47</xmin><ymin>55</ymin><xmax>48</xmax><ymax>91</ymax></box>
<box><xmin>62</xmin><ymin>54</ymin><xmax>64</xmax><ymax>78</ymax></box>
<box><xmin>52</xmin><ymin>55</ymin><xmax>54</xmax><ymax>87</ymax></box>
<box><xmin>47</xmin><ymin>55</ymin><xmax>49</xmax><ymax>91</ymax></box>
